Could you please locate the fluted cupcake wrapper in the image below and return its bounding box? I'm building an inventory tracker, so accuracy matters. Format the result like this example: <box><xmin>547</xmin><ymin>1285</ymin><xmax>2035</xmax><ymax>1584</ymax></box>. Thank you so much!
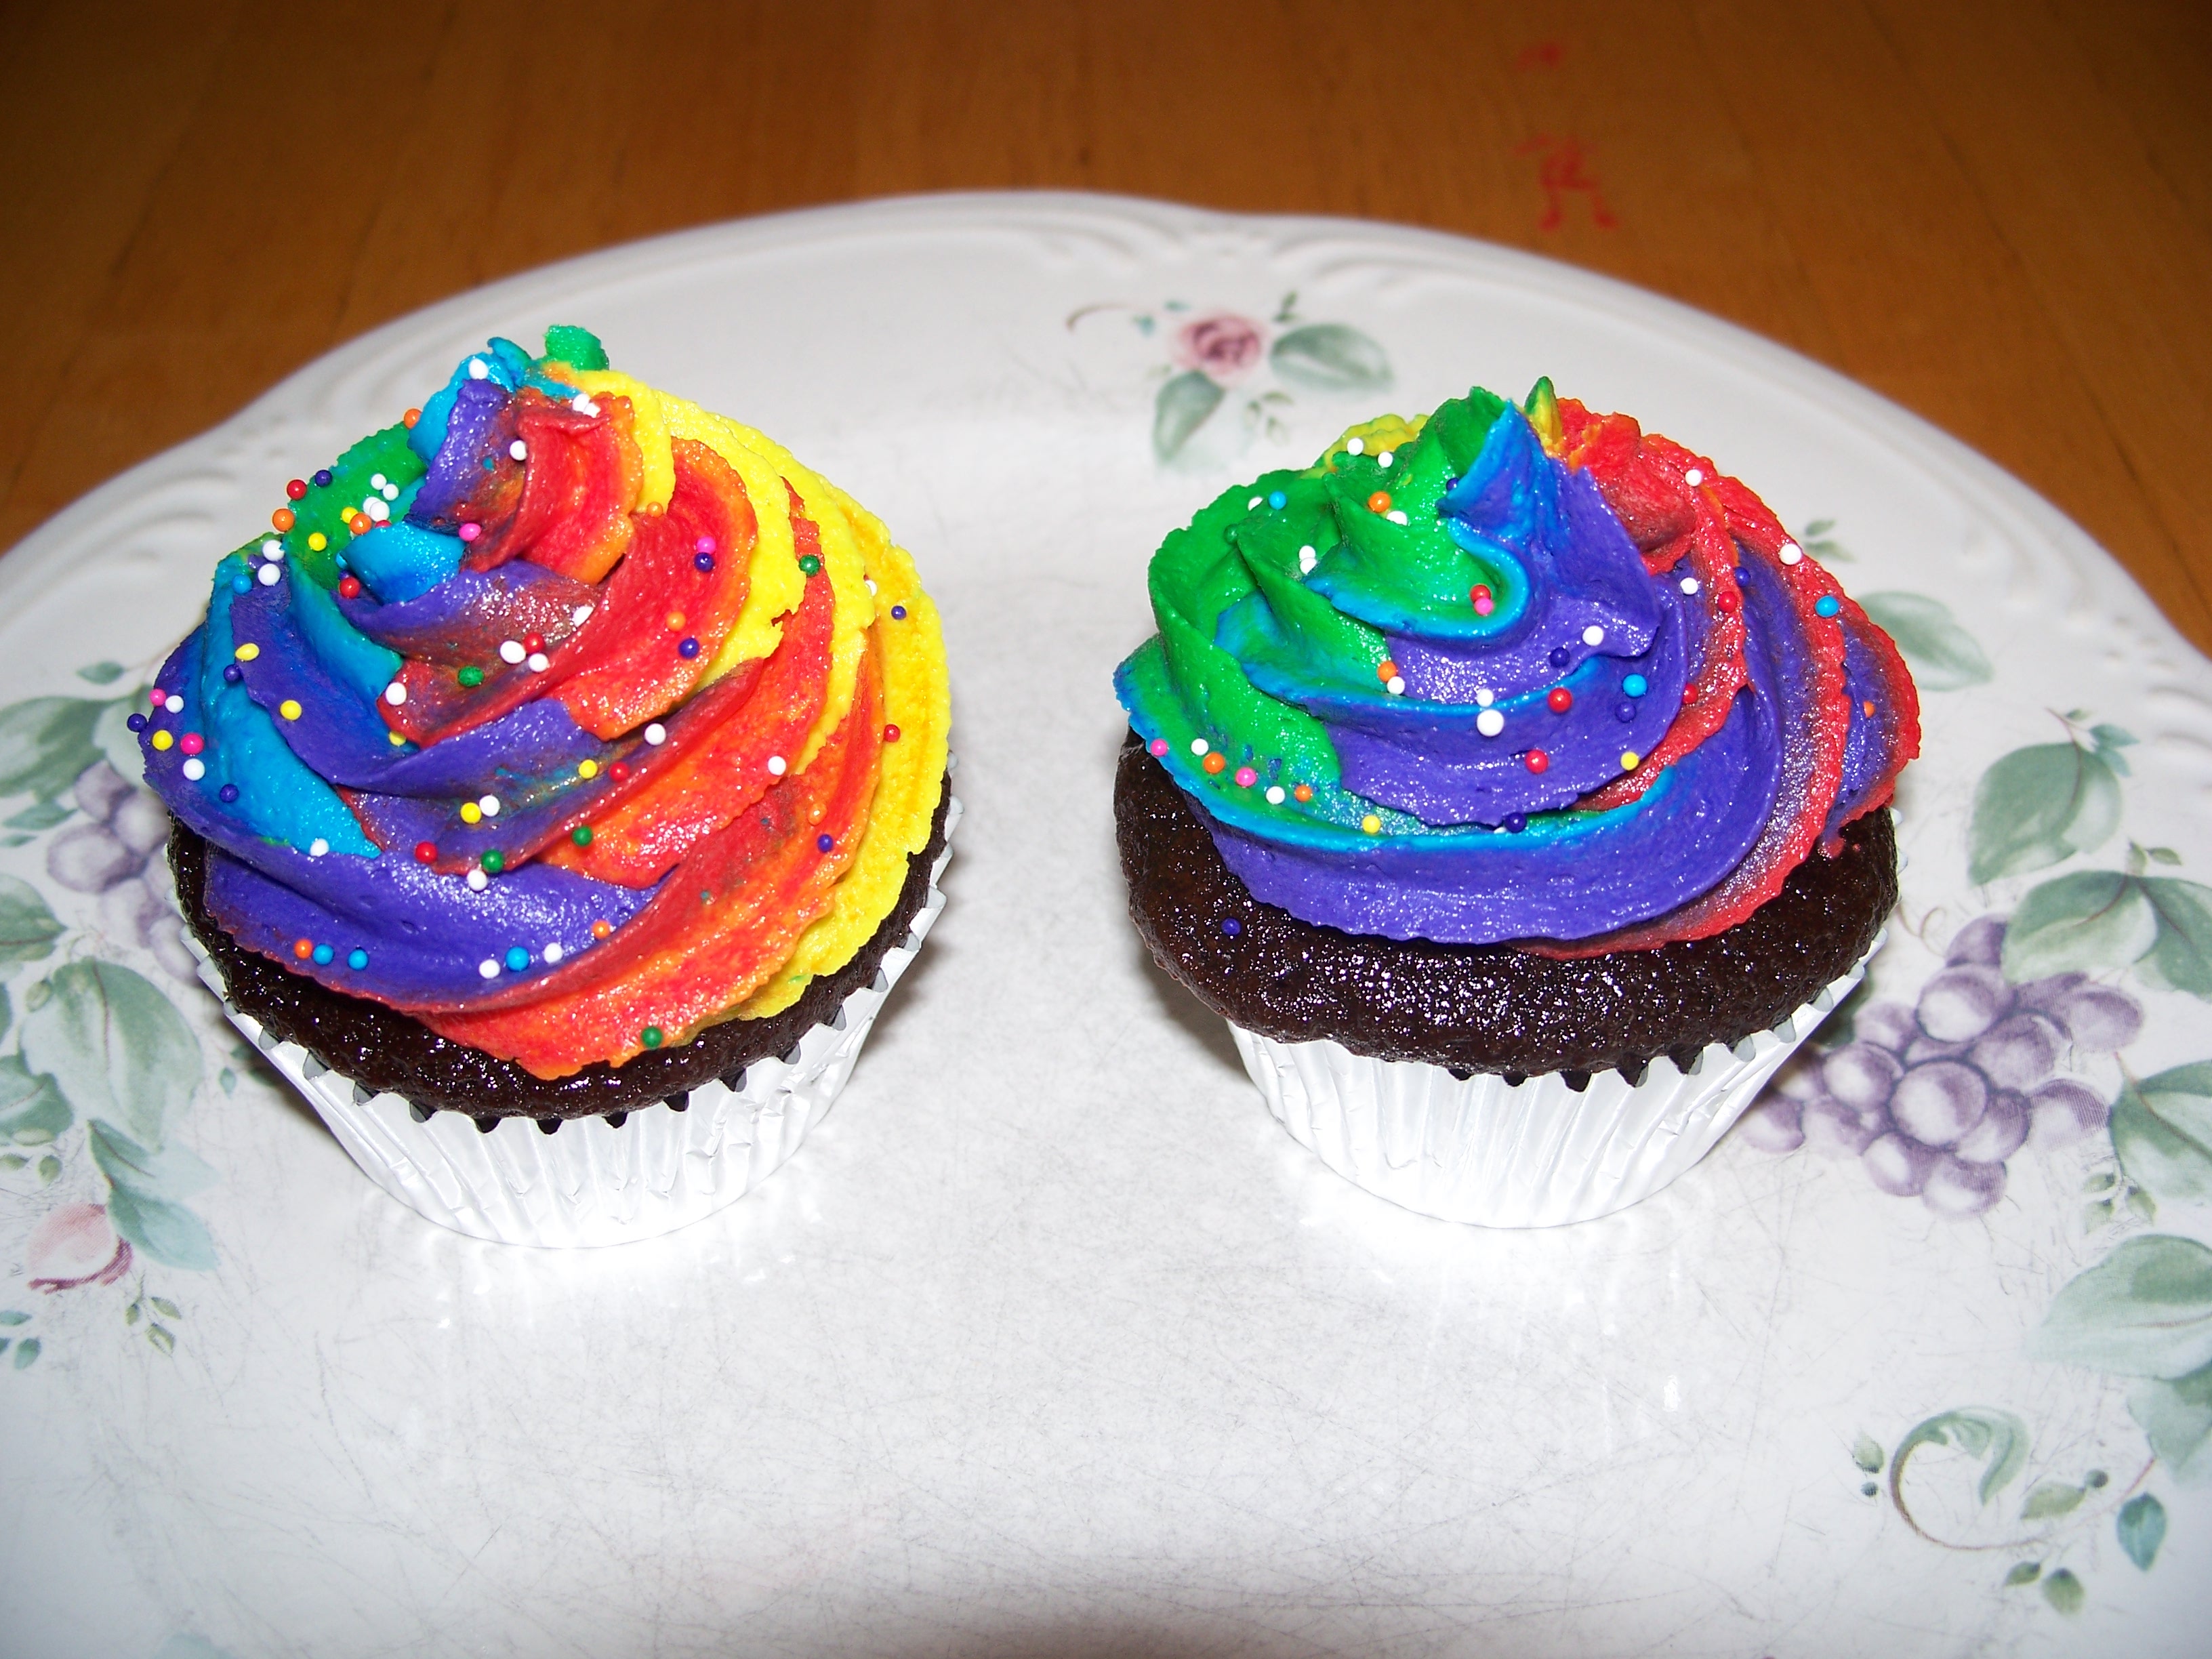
<box><xmin>1231</xmin><ymin>931</ymin><xmax>1879</xmax><ymax>1229</ymax></box>
<box><xmin>183</xmin><ymin>796</ymin><xmax>960</xmax><ymax>1248</ymax></box>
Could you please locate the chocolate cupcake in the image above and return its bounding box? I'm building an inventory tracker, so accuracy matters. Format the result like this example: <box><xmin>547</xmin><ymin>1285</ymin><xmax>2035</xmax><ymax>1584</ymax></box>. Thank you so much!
<box><xmin>141</xmin><ymin>328</ymin><xmax>956</xmax><ymax>1245</ymax></box>
<box><xmin>1113</xmin><ymin>382</ymin><xmax>1917</xmax><ymax>1227</ymax></box>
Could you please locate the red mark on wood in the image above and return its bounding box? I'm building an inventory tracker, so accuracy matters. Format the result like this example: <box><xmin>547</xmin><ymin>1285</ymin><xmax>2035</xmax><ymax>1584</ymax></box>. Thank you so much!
<box><xmin>1517</xmin><ymin>136</ymin><xmax>1617</xmax><ymax>230</ymax></box>
<box><xmin>1516</xmin><ymin>41</ymin><xmax>1563</xmax><ymax>70</ymax></box>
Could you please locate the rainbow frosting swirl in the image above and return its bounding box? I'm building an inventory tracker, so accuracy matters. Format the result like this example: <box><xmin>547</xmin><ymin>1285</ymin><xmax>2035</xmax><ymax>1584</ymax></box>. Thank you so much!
<box><xmin>1113</xmin><ymin>381</ymin><xmax>1918</xmax><ymax>949</ymax></box>
<box><xmin>140</xmin><ymin>327</ymin><xmax>949</xmax><ymax>1078</ymax></box>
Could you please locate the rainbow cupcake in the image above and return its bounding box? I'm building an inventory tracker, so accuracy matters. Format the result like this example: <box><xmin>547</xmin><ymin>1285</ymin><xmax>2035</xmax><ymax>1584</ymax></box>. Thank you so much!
<box><xmin>1115</xmin><ymin>380</ymin><xmax>1916</xmax><ymax>1226</ymax></box>
<box><xmin>143</xmin><ymin>327</ymin><xmax>954</xmax><ymax>1246</ymax></box>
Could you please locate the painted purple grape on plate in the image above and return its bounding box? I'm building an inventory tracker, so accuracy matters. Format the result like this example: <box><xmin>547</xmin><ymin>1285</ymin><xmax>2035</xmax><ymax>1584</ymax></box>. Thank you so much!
<box><xmin>1743</xmin><ymin>904</ymin><xmax>2139</xmax><ymax>1219</ymax></box>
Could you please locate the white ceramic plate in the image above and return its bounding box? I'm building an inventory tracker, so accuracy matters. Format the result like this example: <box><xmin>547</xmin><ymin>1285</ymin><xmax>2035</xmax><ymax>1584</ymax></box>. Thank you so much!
<box><xmin>3</xmin><ymin>193</ymin><xmax>2209</xmax><ymax>1658</ymax></box>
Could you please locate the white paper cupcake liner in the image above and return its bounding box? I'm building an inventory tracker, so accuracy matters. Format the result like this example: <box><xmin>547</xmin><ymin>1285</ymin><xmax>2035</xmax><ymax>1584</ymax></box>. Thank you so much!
<box><xmin>183</xmin><ymin>794</ymin><xmax>960</xmax><ymax>1248</ymax></box>
<box><xmin>1231</xmin><ymin>932</ymin><xmax>1880</xmax><ymax>1229</ymax></box>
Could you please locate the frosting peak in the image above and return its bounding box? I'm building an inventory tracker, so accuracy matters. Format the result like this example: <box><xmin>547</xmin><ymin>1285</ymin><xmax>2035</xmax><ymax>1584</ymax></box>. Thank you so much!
<box><xmin>1114</xmin><ymin>381</ymin><xmax>1919</xmax><ymax>949</ymax></box>
<box><xmin>142</xmin><ymin>329</ymin><xmax>949</xmax><ymax>1078</ymax></box>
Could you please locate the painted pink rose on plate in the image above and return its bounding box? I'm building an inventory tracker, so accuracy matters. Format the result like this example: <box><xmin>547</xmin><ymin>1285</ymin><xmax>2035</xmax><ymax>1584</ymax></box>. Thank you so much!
<box><xmin>1170</xmin><ymin>313</ymin><xmax>1266</xmax><ymax>384</ymax></box>
<box><xmin>26</xmin><ymin>1202</ymin><xmax>132</xmax><ymax>1292</ymax></box>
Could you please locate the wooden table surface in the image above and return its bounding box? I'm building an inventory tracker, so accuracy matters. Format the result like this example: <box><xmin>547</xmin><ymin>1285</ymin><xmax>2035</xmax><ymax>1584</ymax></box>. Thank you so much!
<box><xmin>3</xmin><ymin>0</ymin><xmax>2207</xmax><ymax>653</ymax></box>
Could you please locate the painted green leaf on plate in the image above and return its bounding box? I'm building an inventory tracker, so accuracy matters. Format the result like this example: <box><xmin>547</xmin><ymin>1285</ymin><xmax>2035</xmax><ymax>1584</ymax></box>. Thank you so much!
<box><xmin>2041</xmin><ymin>1568</ymin><xmax>2084</xmax><ymax>1614</ymax></box>
<box><xmin>2137</xmin><ymin>877</ymin><xmax>2212</xmax><ymax>1000</ymax></box>
<box><xmin>0</xmin><ymin>1054</ymin><xmax>70</xmax><ymax>1145</ymax></box>
<box><xmin>1860</xmin><ymin>592</ymin><xmax>1992</xmax><ymax>691</ymax></box>
<box><xmin>4</xmin><ymin>800</ymin><xmax>73</xmax><ymax>832</ymax></box>
<box><xmin>0</xmin><ymin>875</ymin><xmax>62</xmax><ymax>969</ymax></box>
<box><xmin>1153</xmin><ymin>369</ymin><xmax>1226</xmax><ymax>462</ymax></box>
<box><xmin>85</xmin><ymin>1120</ymin><xmax>216</xmax><ymax>1272</ymax></box>
<box><xmin>2003</xmin><ymin>1561</ymin><xmax>2041</xmax><ymax>1586</ymax></box>
<box><xmin>0</xmin><ymin>695</ymin><xmax>106</xmax><ymax>804</ymax></box>
<box><xmin>2117</xmin><ymin>1492</ymin><xmax>2168</xmax><ymax>1569</ymax></box>
<box><xmin>19</xmin><ymin>960</ymin><xmax>200</xmax><ymax>1149</ymax></box>
<box><xmin>2019</xmin><ymin>1479</ymin><xmax>2086</xmax><ymax>1520</ymax></box>
<box><xmin>1893</xmin><ymin>1407</ymin><xmax>2028</xmax><ymax>1505</ymax></box>
<box><xmin>1269</xmin><ymin>323</ymin><xmax>1392</xmax><ymax>393</ymax></box>
<box><xmin>91</xmin><ymin>696</ymin><xmax>146</xmax><ymax>781</ymax></box>
<box><xmin>2128</xmin><ymin>1361</ymin><xmax>2212</xmax><ymax>1483</ymax></box>
<box><xmin>2030</xmin><ymin>1233</ymin><xmax>2212</xmax><ymax>1378</ymax></box>
<box><xmin>2002</xmin><ymin>872</ymin><xmax>2158</xmax><ymax>982</ymax></box>
<box><xmin>1968</xmin><ymin>741</ymin><xmax>2122</xmax><ymax>884</ymax></box>
<box><xmin>2113</xmin><ymin>1064</ymin><xmax>2212</xmax><ymax>1208</ymax></box>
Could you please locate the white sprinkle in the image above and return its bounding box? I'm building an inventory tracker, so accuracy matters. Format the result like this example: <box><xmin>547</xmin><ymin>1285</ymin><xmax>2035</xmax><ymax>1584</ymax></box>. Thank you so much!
<box><xmin>466</xmin><ymin>867</ymin><xmax>489</xmax><ymax>891</ymax></box>
<box><xmin>467</xmin><ymin>358</ymin><xmax>489</xmax><ymax>380</ymax></box>
<box><xmin>527</xmin><ymin>652</ymin><xmax>550</xmax><ymax>673</ymax></box>
<box><xmin>1386</xmin><ymin>675</ymin><xmax>1407</xmax><ymax>696</ymax></box>
<box><xmin>766</xmin><ymin>754</ymin><xmax>787</xmax><ymax>776</ymax></box>
<box><xmin>309</xmin><ymin>838</ymin><xmax>329</xmax><ymax>858</ymax></box>
<box><xmin>644</xmin><ymin>722</ymin><xmax>667</xmax><ymax>747</ymax></box>
<box><xmin>1265</xmin><ymin>785</ymin><xmax>1286</xmax><ymax>805</ymax></box>
<box><xmin>544</xmin><ymin>941</ymin><xmax>564</xmax><ymax>964</ymax></box>
<box><xmin>380</xmin><ymin>483</ymin><xmax>400</xmax><ymax>502</ymax></box>
<box><xmin>1190</xmin><ymin>737</ymin><xmax>1210</xmax><ymax>756</ymax></box>
<box><xmin>164</xmin><ymin>693</ymin><xmax>185</xmax><ymax>713</ymax></box>
<box><xmin>371</xmin><ymin>473</ymin><xmax>388</xmax><ymax>491</ymax></box>
<box><xmin>509</xmin><ymin>440</ymin><xmax>529</xmax><ymax>462</ymax></box>
<box><xmin>1475</xmin><ymin>689</ymin><xmax>1495</xmax><ymax>708</ymax></box>
<box><xmin>261</xmin><ymin>539</ymin><xmax>283</xmax><ymax>559</ymax></box>
<box><xmin>499</xmin><ymin>639</ymin><xmax>526</xmax><ymax>664</ymax></box>
<box><xmin>1385</xmin><ymin>510</ymin><xmax>1409</xmax><ymax>525</ymax></box>
<box><xmin>478</xmin><ymin>794</ymin><xmax>501</xmax><ymax>817</ymax></box>
<box><xmin>1779</xmin><ymin>542</ymin><xmax>1803</xmax><ymax>566</ymax></box>
<box><xmin>1378</xmin><ymin>451</ymin><xmax>1394</xmax><ymax>468</ymax></box>
<box><xmin>478</xmin><ymin>958</ymin><xmax>500</xmax><ymax>979</ymax></box>
<box><xmin>865</xmin><ymin>577</ymin><xmax>878</xmax><ymax>594</ymax></box>
<box><xmin>1298</xmin><ymin>545</ymin><xmax>1318</xmax><ymax>574</ymax></box>
<box><xmin>1680</xmin><ymin>577</ymin><xmax>1701</xmax><ymax>596</ymax></box>
<box><xmin>1684</xmin><ymin>468</ymin><xmax>1704</xmax><ymax>487</ymax></box>
<box><xmin>1249</xmin><ymin>496</ymin><xmax>1263</xmax><ymax>511</ymax></box>
<box><xmin>1476</xmin><ymin>709</ymin><xmax>1506</xmax><ymax>738</ymax></box>
<box><xmin>257</xmin><ymin>562</ymin><xmax>282</xmax><ymax>586</ymax></box>
<box><xmin>571</xmin><ymin>394</ymin><xmax>600</xmax><ymax>417</ymax></box>
<box><xmin>383</xmin><ymin>682</ymin><xmax>407</xmax><ymax>707</ymax></box>
<box><xmin>572</xmin><ymin>605</ymin><xmax>594</xmax><ymax>626</ymax></box>
<box><xmin>1583</xmin><ymin>625</ymin><xmax>1606</xmax><ymax>647</ymax></box>
<box><xmin>1346</xmin><ymin>437</ymin><xmax>1364</xmax><ymax>455</ymax></box>
<box><xmin>181</xmin><ymin>757</ymin><xmax>205</xmax><ymax>781</ymax></box>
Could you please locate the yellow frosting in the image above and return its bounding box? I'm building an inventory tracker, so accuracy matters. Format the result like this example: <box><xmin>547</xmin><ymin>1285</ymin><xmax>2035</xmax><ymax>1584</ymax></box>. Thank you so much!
<box><xmin>569</xmin><ymin>370</ymin><xmax>949</xmax><ymax>1022</ymax></box>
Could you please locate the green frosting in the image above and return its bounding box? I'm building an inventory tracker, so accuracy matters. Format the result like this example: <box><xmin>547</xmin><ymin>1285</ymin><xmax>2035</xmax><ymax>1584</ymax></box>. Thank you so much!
<box><xmin>1126</xmin><ymin>388</ymin><xmax>1555</xmax><ymax>838</ymax></box>
<box><xmin>542</xmin><ymin>324</ymin><xmax>609</xmax><ymax>371</ymax></box>
<box><xmin>274</xmin><ymin>424</ymin><xmax>426</xmax><ymax>589</ymax></box>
